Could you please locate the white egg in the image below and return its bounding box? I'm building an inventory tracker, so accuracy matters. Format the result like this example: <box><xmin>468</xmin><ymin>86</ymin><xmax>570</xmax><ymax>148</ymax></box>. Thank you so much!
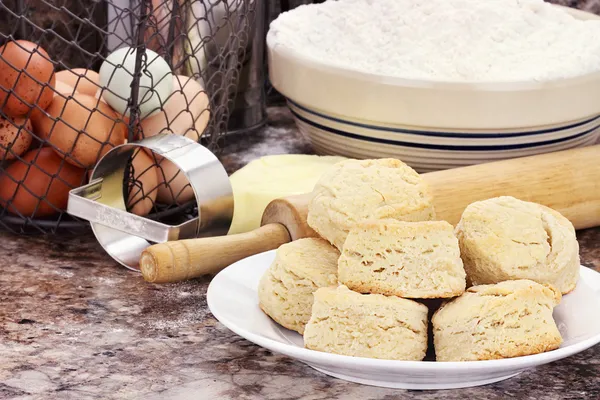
<box><xmin>99</xmin><ymin>47</ymin><xmax>173</xmax><ymax>118</ymax></box>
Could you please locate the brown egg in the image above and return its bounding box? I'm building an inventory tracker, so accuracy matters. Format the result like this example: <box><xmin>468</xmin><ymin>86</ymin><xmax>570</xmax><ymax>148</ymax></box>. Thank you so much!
<box><xmin>30</xmin><ymin>80</ymin><xmax>77</xmax><ymax>133</ymax></box>
<box><xmin>127</xmin><ymin>149</ymin><xmax>159</xmax><ymax>216</ymax></box>
<box><xmin>155</xmin><ymin>157</ymin><xmax>194</xmax><ymax>205</ymax></box>
<box><xmin>0</xmin><ymin>147</ymin><xmax>85</xmax><ymax>217</ymax></box>
<box><xmin>0</xmin><ymin>40</ymin><xmax>55</xmax><ymax>118</ymax></box>
<box><xmin>139</xmin><ymin>75</ymin><xmax>210</xmax><ymax>140</ymax></box>
<box><xmin>56</xmin><ymin>69</ymin><xmax>100</xmax><ymax>96</ymax></box>
<box><xmin>52</xmin><ymin>80</ymin><xmax>78</xmax><ymax>96</ymax></box>
<box><xmin>39</xmin><ymin>93</ymin><xmax>126</xmax><ymax>167</ymax></box>
<box><xmin>93</xmin><ymin>88</ymin><xmax>108</xmax><ymax>104</ymax></box>
<box><xmin>0</xmin><ymin>116</ymin><xmax>32</xmax><ymax>160</ymax></box>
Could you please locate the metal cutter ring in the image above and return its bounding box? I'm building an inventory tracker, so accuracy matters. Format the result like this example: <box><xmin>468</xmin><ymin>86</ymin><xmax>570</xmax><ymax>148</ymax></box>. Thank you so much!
<box><xmin>67</xmin><ymin>134</ymin><xmax>233</xmax><ymax>270</ymax></box>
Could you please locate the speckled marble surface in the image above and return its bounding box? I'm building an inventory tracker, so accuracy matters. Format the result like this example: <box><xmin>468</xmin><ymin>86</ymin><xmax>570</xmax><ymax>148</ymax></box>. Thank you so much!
<box><xmin>1</xmin><ymin>107</ymin><xmax>600</xmax><ymax>400</ymax></box>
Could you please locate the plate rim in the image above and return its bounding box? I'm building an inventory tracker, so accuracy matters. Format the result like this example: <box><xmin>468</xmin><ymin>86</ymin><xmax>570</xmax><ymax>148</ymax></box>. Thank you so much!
<box><xmin>207</xmin><ymin>250</ymin><xmax>600</xmax><ymax>372</ymax></box>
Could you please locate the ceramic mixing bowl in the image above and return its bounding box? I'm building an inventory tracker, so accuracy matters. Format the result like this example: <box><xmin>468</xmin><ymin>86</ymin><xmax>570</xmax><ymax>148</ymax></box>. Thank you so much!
<box><xmin>267</xmin><ymin>7</ymin><xmax>600</xmax><ymax>171</ymax></box>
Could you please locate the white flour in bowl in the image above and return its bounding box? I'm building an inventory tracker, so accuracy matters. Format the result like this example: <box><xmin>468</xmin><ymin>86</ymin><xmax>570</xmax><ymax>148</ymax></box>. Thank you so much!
<box><xmin>269</xmin><ymin>0</ymin><xmax>600</xmax><ymax>82</ymax></box>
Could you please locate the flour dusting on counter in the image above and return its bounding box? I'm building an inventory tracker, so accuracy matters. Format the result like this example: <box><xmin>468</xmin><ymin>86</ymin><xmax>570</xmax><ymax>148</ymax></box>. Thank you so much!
<box><xmin>269</xmin><ymin>0</ymin><xmax>600</xmax><ymax>81</ymax></box>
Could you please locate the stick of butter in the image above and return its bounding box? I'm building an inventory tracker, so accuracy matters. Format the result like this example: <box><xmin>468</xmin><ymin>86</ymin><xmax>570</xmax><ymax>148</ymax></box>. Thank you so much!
<box><xmin>228</xmin><ymin>154</ymin><xmax>346</xmax><ymax>234</ymax></box>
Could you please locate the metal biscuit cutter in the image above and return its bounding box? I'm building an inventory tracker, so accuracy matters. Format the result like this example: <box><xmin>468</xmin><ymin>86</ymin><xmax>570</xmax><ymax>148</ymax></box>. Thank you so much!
<box><xmin>67</xmin><ymin>134</ymin><xmax>233</xmax><ymax>270</ymax></box>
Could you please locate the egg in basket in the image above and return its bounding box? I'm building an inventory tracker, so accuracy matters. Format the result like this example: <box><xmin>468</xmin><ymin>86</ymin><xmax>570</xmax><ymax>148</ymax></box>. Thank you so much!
<box><xmin>0</xmin><ymin>39</ymin><xmax>211</xmax><ymax>234</ymax></box>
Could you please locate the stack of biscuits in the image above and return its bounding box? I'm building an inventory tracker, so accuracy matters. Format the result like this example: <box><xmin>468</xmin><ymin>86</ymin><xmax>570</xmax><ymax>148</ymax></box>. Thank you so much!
<box><xmin>258</xmin><ymin>159</ymin><xmax>580</xmax><ymax>362</ymax></box>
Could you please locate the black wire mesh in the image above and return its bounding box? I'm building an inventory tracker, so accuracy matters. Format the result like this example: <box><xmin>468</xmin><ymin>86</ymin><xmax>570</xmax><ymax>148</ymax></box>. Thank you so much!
<box><xmin>0</xmin><ymin>0</ymin><xmax>258</xmax><ymax>234</ymax></box>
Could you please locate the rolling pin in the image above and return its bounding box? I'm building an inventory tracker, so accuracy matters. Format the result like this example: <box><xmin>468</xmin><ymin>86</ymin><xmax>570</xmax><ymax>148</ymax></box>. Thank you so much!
<box><xmin>140</xmin><ymin>145</ymin><xmax>600</xmax><ymax>283</ymax></box>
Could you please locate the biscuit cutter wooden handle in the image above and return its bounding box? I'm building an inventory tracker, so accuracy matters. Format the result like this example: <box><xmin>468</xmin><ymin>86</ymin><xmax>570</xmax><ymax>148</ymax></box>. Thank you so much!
<box><xmin>140</xmin><ymin>144</ymin><xmax>600</xmax><ymax>283</ymax></box>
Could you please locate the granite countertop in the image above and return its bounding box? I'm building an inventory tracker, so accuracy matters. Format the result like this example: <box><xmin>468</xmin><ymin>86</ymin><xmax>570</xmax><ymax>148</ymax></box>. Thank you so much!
<box><xmin>1</xmin><ymin>107</ymin><xmax>600</xmax><ymax>400</ymax></box>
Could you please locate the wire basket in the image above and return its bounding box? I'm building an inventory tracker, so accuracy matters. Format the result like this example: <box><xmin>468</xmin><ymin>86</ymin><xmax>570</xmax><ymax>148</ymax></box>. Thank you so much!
<box><xmin>0</xmin><ymin>0</ymin><xmax>260</xmax><ymax>234</ymax></box>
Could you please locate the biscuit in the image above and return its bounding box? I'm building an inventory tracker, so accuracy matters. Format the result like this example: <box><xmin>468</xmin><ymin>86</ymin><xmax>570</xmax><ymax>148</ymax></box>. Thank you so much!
<box><xmin>307</xmin><ymin>159</ymin><xmax>435</xmax><ymax>250</ymax></box>
<box><xmin>338</xmin><ymin>220</ymin><xmax>466</xmax><ymax>298</ymax></box>
<box><xmin>304</xmin><ymin>285</ymin><xmax>429</xmax><ymax>360</ymax></box>
<box><xmin>455</xmin><ymin>196</ymin><xmax>580</xmax><ymax>294</ymax></box>
<box><xmin>258</xmin><ymin>238</ymin><xmax>340</xmax><ymax>334</ymax></box>
<box><xmin>432</xmin><ymin>279</ymin><xmax>562</xmax><ymax>361</ymax></box>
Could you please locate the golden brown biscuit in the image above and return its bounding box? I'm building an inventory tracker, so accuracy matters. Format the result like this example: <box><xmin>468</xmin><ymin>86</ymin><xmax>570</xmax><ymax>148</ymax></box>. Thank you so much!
<box><xmin>338</xmin><ymin>220</ymin><xmax>466</xmax><ymax>298</ymax></box>
<box><xmin>455</xmin><ymin>196</ymin><xmax>580</xmax><ymax>294</ymax></box>
<box><xmin>432</xmin><ymin>279</ymin><xmax>562</xmax><ymax>361</ymax></box>
<box><xmin>304</xmin><ymin>285</ymin><xmax>429</xmax><ymax>360</ymax></box>
<box><xmin>307</xmin><ymin>158</ymin><xmax>435</xmax><ymax>250</ymax></box>
<box><xmin>258</xmin><ymin>238</ymin><xmax>340</xmax><ymax>334</ymax></box>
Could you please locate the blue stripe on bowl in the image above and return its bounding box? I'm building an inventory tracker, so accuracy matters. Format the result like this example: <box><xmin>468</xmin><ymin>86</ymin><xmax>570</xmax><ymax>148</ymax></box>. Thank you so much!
<box><xmin>303</xmin><ymin>120</ymin><xmax>598</xmax><ymax>160</ymax></box>
<box><xmin>287</xmin><ymin>100</ymin><xmax>600</xmax><ymax>139</ymax></box>
<box><xmin>290</xmin><ymin>108</ymin><xmax>600</xmax><ymax>151</ymax></box>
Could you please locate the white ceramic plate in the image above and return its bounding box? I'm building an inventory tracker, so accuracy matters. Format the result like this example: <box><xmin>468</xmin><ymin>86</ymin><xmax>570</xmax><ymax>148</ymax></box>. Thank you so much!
<box><xmin>207</xmin><ymin>251</ymin><xmax>600</xmax><ymax>390</ymax></box>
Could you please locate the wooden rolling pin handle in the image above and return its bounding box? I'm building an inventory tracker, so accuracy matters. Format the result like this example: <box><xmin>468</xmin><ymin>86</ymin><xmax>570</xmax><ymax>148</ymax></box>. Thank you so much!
<box><xmin>140</xmin><ymin>223</ymin><xmax>291</xmax><ymax>283</ymax></box>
